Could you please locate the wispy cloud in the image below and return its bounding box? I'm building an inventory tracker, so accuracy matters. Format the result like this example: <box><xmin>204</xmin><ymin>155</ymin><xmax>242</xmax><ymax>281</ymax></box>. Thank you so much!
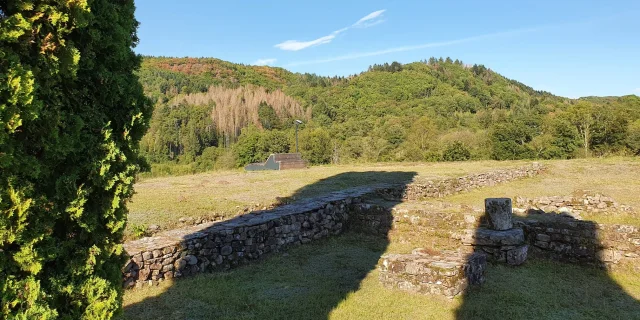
<box><xmin>285</xmin><ymin>15</ymin><xmax>621</xmax><ymax>67</ymax></box>
<box><xmin>253</xmin><ymin>58</ymin><xmax>277</xmax><ymax>66</ymax></box>
<box><xmin>274</xmin><ymin>9</ymin><xmax>386</xmax><ymax>51</ymax></box>
<box><xmin>286</xmin><ymin>26</ymin><xmax>547</xmax><ymax>67</ymax></box>
<box><xmin>353</xmin><ymin>9</ymin><xmax>386</xmax><ymax>28</ymax></box>
<box><xmin>275</xmin><ymin>35</ymin><xmax>336</xmax><ymax>51</ymax></box>
<box><xmin>634</xmin><ymin>88</ymin><xmax>640</xmax><ymax>93</ymax></box>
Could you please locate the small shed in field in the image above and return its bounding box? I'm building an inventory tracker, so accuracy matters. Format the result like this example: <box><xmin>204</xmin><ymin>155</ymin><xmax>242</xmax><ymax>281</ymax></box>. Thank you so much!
<box><xmin>244</xmin><ymin>153</ymin><xmax>307</xmax><ymax>171</ymax></box>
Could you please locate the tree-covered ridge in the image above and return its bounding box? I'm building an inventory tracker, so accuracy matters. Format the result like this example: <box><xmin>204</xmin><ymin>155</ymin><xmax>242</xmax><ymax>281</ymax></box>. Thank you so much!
<box><xmin>137</xmin><ymin>56</ymin><xmax>640</xmax><ymax>175</ymax></box>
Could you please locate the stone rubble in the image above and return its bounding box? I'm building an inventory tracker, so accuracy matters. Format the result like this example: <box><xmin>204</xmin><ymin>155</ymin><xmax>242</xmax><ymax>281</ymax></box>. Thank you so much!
<box><xmin>514</xmin><ymin>192</ymin><xmax>635</xmax><ymax>220</ymax></box>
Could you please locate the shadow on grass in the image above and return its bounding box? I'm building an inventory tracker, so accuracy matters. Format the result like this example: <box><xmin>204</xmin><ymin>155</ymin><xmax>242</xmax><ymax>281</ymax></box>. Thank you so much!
<box><xmin>122</xmin><ymin>171</ymin><xmax>416</xmax><ymax>320</ymax></box>
<box><xmin>455</xmin><ymin>211</ymin><xmax>640</xmax><ymax>320</ymax></box>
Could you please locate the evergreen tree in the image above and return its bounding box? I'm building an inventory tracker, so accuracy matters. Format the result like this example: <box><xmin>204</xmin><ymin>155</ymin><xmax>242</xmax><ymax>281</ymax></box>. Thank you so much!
<box><xmin>1</xmin><ymin>1</ymin><xmax>151</xmax><ymax>318</ymax></box>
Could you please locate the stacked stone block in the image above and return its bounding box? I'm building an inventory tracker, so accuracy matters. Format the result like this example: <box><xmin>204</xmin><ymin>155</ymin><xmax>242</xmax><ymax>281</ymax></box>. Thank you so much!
<box><xmin>462</xmin><ymin>198</ymin><xmax>529</xmax><ymax>266</ymax></box>
<box><xmin>378</xmin><ymin>249</ymin><xmax>487</xmax><ymax>298</ymax></box>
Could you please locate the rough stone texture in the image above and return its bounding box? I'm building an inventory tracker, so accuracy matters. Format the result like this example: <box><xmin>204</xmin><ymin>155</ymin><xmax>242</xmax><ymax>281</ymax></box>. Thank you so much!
<box><xmin>506</xmin><ymin>245</ymin><xmax>529</xmax><ymax>266</ymax></box>
<box><xmin>122</xmin><ymin>187</ymin><xmax>377</xmax><ymax>288</ymax></box>
<box><xmin>464</xmin><ymin>228</ymin><xmax>525</xmax><ymax>246</ymax></box>
<box><xmin>485</xmin><ymin>198</ymin><xmax>513</xmax><ymax>230</ymax></box>
<box><xmin>514</xmin><ymin>192</ymin><xmax>634</xmax><ymax>220</ymax></box>
<box><xmin>461</xmin><ymin>228</ymin><xmax>528</xmax><ymax>265</ymax></box>
<box><xmin>122</xmin><ymin>164</ymin><xmax>544</xmax><ymax>288</ymax></box>
<box><xmin>377</xmin><ymin>164</ymin><xmax>544</xmax><ymax>201</ymax></box>
<box><xmin>516</xmin><ymin>216</ymin><xmax>640</xmax><ymax>269</ymax></box>
<box><xmin>378</xmin><ymin>250</ymin><xmax>487</xmax><ymax>298</ymax></box>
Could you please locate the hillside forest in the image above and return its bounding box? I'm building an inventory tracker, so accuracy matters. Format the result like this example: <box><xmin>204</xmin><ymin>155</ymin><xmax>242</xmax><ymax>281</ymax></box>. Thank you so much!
<box><xmin>137</xmin><ymin>57</ymin><xmax>640</xmax><ymax>175</ymax></box>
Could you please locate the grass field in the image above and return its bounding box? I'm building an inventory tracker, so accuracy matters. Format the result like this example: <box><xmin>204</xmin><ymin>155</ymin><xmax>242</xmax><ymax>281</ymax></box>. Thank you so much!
<box><xmin>443</xmin><ymin>157</ymin><xmax>640</xmax><ymax>226</ymax></box>
<box><xmin>122</xmin><ymin>233</ymin><xmax>640</xmax><ymax>320</ymax></box>
<box><xmin>122</xmin><ymin>158</ymin><xmax>640</xmax><ymax>319</ymax></box>
<box><xmin>127</xmin><ymin>158</ymin><xmax>640</xmax><ymax>236</ymax></box>
<box><xmin>127</xmin><ymin>160</ymin><xmax>532</xmax><ymax>235</ymax></box>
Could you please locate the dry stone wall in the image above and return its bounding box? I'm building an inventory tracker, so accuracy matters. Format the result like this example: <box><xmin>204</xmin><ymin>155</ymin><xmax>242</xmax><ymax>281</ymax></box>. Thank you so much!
<box><xmin>515</xmin><ymin>192</ymin><xmax>634</xmax><ymax>220</ymax></box>
<box><xmin>122</xmin><ymin>163</ymin><xmax>545</xmax><ymax>288</ymax></box>
<box><xmin>379</xmin><ymin>249</ymin><xmax>487</xmax><ymax>298</ymax></box>
<box><xmin>517</xmin><ymin>217</ymin><xmax>640</xmax><ymax>268</ymax></box>
<box><xmin>123</xmin><ymin>186</ymin><xmax>383</xmax><ymax>288</ymax></box>
<box><xmin>378</xmin><ymin>163</ymin><xmax>544</xmax><ymax>200</ymax></box>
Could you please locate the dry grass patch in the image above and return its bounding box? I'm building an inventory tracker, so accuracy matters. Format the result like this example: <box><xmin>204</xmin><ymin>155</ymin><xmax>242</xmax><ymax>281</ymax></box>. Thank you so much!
<box><xmin>127</xmin><ymin>160</ymin><xmax>531</xmax><ymax>236</ymax></box>
<box><xmin>443</xmin><ymin>157</ymin><xmax>640</xmax><ymax>226</ymax></box>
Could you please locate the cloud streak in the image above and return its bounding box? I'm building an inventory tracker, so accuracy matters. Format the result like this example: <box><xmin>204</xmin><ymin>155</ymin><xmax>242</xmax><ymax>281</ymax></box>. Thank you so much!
<box><xmin>286</xmin><ymin>26</ymin><xmax>548</xmax><ymax>67</ymax></box>
<box><xmin>253</xmin><ymin>58</ymin><xmax>277</xmax><ymax>66</ymax></box>
<box><xmin>353</xmin><ymin>9</ymin><xmax>386</xmax><ymax>27</ymax></box>
<box><xmin>274</xmin><ymin>9</ymin><xmax>386</xmax><ymax>51</ymax></box>
<box><xmin>284</xmin><ymin>14</ymin><xmax>622</xmax><ymax>67</ymax></box>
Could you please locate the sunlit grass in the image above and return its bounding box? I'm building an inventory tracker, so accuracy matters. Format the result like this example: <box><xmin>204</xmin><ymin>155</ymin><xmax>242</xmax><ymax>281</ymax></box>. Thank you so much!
<box><xmin>443</xmin><ymin>157</ymin><xmax>640</xmax><ymax>226</ymax></box>
<box><xmin>121</xmin><ymin>233</ymin><xmax>640</xmax><ymax>320</ymax></box>
<box><xmin>122</xmin><ymin>158</ymin><xmax>640</xmax><ymax>319</ymax></box>
<box><xmin>127</xmin><ymin>160</ymin><xmax>532</xmax><ymax>236</ymax></box>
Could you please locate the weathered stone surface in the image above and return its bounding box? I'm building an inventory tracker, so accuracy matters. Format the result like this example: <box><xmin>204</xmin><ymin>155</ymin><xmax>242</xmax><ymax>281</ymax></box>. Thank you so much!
<box><xmin>463</xmin><ymin>228</ymin><xmax>525</xmax><ymax>247</ymax></box>
<box><xmin>514</xmin><ymin>192</ymin><xmax>634</xmax><ymax>217</ymax></box>
<box><xmin>485</xmin><ymin>198</ymin><xmax>513</xmax><ymax>230</ymax></box>
<box><xmin>185</xmin><ymin>255</ymin><xmax>198</xmax><ymax>265</ymax></box>
<box><xmin>506</xmin><ymin>245</ymin><xmax>528</xmax><ymax>266</ymax></box>
<box><xmin>378</xmin><ymin>250</ymin><xmax>486</xmax><ymax>298</ymax></box>
<box><xmin>519</xmin><ymin>215</ymin><xmax>639</xmax><ymax>268</ymax></box>
<box><xmin>220</xmin><ymin>245</ymin><xmax>233</xmax><ymax>256</ymax></box>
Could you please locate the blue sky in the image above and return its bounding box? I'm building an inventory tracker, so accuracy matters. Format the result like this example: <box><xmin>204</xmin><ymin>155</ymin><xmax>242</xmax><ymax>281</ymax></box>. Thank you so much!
<box><xmin>135</xmin><ymin>0</ymin><xmax>640</xmax><ymax>98</ymax></box>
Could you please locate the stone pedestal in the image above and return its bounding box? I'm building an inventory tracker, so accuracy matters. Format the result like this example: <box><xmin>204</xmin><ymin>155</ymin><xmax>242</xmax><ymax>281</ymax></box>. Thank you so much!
<box><xmin>462</xmin><ymin>228</ymin><xmax>528</xmax><ymax>266</ymax></box>
<box><xmin>462</xmin><ymin>198</ymin><xmax>528</xmax><ymax>266</ymax></box>
<box><xmin>378</xmin><ymin>250</ymin><xmax>487</xmax><ymax>298</ymax></box>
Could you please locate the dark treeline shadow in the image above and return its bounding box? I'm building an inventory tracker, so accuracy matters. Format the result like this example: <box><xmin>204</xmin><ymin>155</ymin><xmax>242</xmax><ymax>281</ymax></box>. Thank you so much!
<box><xmin>122</xmin><ymin>171</ymin><xmax>417</xmax><ymax>320</ymax></box>
<box><xmin>455</xmin><ymin>210</ymin><xmax>640</xmax><ymax>320</ymax></box>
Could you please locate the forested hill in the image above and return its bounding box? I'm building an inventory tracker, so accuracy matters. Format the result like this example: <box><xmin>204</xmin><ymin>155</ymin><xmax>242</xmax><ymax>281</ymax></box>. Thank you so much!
<box><xmin>137</xmin><ymin>56</ymin><xmax>640</xmax><ymax>174</ymax></box>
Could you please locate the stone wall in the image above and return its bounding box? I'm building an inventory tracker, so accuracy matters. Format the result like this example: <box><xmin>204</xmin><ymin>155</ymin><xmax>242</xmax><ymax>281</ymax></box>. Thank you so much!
<box><xmin>517</xmin><ymin>216</ymin><xmax>640</xmax><ymax>268</ymax></box>
<box><xmin>515</xmin><ymin>192</ymin><xmax>634</xmax><ymax>219</ymax></box>
<box><xmin>123</xmin><ymin>186</ymin><xmax>388</xmax><ymax>288</ymax></box>
<box><xmin>378</xmin><ymin>163</ymin><xmax>544</xmax><ymax>200</ymax></box>
<box><xmin>122</xmin><ymin>163</ymin><xmax>545</xmax><ymax>288</ymax></box>
<box><xmin>378</xmin><ymin>250</ymin><xmax>486</xmax><ymax>298</ymax></box>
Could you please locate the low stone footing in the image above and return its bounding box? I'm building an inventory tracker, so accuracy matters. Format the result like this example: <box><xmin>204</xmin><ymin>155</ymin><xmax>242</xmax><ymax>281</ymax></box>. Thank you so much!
<box><xmin>462</xmin><ymin>228</ymin><xmax>529</xmax><ymax>266</ymax></box>
<box><xmin>378</xmin><ymin>249</ymin><xmax>487</xmax><ymax>298</ymax></box>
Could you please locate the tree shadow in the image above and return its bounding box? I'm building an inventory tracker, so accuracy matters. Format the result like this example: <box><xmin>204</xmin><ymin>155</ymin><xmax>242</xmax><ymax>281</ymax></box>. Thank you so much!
<box><xmin>121</xmin><ymin>171</ymin><xmax>417</xmax><ymax>320</ymax></box>
<box><xmin>455</xmin><ymin>208</ymin><xmax>640</xmax><ymax>319</ymax></box>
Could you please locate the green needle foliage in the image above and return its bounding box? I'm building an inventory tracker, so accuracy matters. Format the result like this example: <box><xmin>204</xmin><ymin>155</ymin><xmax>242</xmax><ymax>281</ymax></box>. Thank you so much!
<box><xmin>1</xmin><ymin>1</ymin><xmax>151</xmax><ymax>318</ymax></box>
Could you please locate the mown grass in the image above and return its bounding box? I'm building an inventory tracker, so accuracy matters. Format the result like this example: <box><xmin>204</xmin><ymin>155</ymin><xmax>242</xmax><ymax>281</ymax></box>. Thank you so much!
<box><xmin>127</xmin><ymin>160</ymin><xmax>532</xmax><ymax>235</ymax></box>
<box><xmin>122</xmin><ymin>233</ymin><xmax>640</xmax><ymax>320</ymax></box>
<box><xmin>123</xmin><ymin>158</ymin><xmax>640</xmax><ymax>319</ymax></box>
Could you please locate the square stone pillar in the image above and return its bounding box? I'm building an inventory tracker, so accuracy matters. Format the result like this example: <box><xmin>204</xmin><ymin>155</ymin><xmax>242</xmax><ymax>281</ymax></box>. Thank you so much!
<box><xmin>485</xmin><ymin>198</ymin><xmax>513</xmax><ymax>230</ymax></box>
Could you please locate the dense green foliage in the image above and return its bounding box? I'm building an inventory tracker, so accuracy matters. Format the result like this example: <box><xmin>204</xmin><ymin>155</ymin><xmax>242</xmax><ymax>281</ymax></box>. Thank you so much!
<box><xmin>136</xmin><ymin>56</ymin><xmax>640</xmax><ymax>172</ymax></box>
<box><xmin>1</xmin><ymin>1</ymin><xmax>150</xmax><ymax>318</ymax></box>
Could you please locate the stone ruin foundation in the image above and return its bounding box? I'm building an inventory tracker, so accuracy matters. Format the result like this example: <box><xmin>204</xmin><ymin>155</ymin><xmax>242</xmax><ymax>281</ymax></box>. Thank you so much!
<box><xmin>378</xmin><ymin>249</ymin><xmax>486</xmax><ymax>298</ymax></box>
<box><xmin>462</xmin><ymin>198</ymin><xmax>528</xmax><ymax>266</ymax></box>
<box><xmin>378</xmin><ymin>197</ymin><xmax>529</xmax><ymax>298</ymax></box>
